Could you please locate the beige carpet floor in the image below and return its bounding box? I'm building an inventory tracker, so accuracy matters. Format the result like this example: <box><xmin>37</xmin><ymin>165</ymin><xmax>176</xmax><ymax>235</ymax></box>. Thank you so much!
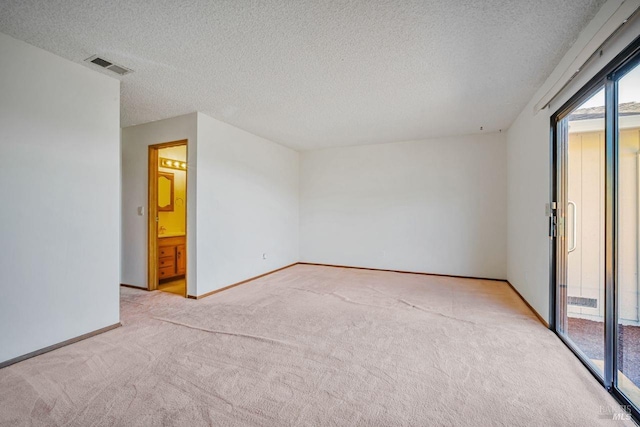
<box><xmin>0</xmin><ymin>264</ymin><xmax>633</xmax><ymax>426</ymax></box>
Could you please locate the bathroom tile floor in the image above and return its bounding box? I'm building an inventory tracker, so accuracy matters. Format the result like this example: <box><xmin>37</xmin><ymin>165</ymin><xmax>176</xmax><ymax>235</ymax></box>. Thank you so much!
<box><xmin>158</xmin><ymin>278</ymin><xmax>186</xmax><ymax>296</ymax></box>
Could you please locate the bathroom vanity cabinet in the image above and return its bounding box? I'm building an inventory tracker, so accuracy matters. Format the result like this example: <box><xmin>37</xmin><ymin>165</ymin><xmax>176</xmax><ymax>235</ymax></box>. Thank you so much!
<box><xmin>158</xmin><ymin>235</ymin><xmax>186</xmax><ymax>280</ymax></box>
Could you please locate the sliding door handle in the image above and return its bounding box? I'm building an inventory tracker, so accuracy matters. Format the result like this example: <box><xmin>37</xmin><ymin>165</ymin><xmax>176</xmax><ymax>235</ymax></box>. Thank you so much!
<box><xmin>568</xmin><ymin>201</ymin><xmax>577</xmax><ymax>253</ymax></box>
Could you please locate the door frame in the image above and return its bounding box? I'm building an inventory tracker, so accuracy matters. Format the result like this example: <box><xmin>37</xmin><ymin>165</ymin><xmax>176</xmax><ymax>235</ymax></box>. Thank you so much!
<box><xmin>551</xmin><ymin>78</ymin><xmax>609</xmax><ymax>385</ymax></box>
<box><xmin>148</xmin><ymin>139</ymin><xmax>188</xmax><ymax>296</ymax></box>
<box><xmin>550</xmin><ymin>35</ymin><xmax>640</xmax><ymax>421</ymax></box>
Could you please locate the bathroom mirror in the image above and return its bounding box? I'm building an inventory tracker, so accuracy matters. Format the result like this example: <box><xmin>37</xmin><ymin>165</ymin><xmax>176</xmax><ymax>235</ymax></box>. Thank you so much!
<box><xmin>158</xmin><ymin>172</ymin><xmax>174</xmax><ymax>211</ymax></box>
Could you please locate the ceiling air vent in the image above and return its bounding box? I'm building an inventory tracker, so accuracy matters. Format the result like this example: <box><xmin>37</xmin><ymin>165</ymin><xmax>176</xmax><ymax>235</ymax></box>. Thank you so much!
<box><xmin>84</xmin><ymin>55</ymin><xmax>133</xmax><ymax>76</ymax></box>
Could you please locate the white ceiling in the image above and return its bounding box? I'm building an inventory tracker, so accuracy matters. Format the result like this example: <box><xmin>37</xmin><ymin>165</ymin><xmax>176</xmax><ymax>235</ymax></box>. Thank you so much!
<box><xmin>0</xmin><ymin>0</ymin><xmax>606</xmax><ymax>150</ymax></box>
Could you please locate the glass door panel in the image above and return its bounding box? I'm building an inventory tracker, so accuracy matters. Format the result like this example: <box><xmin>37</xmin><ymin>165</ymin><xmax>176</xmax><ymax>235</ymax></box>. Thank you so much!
<box><xmin>554</xmin><ymin>41</ymin><xmax>640</xmax><ymax>421</ymax></box>
<box><xmin>558</xmin><ymin>88</ymin><xmax>606</xmax><ymax>377</ymax></box>
<box><xmin>617</xmin><ymin>61</ymin><xmax>640</xmax><ymax>408</ymax></box>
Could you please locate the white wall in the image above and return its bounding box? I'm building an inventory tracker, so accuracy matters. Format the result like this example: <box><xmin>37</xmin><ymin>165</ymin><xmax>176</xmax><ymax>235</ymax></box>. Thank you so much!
<box><xmin>506</xmin><ymin>100</ymin><xmax>554</xmax><ymax>321</ymax></box>
<box><xmin>0</xmin><ymin>33</ymin><xmax>120</xmax><ymax>364</ymax></box>
<box><xmin>196</xmin><ymin>113</ymin><xmax>299</xmax><ymax>295</ymax></box>
<box><xmin>120</xmin><ymin>113</ymin><xmax>197</xmax><ymax>295</ymax></box>
<box><xmin>300</xmin><ymin>134</ymin><xmax>507</xmax><ymax>280</ymax></box>
<box><xmin>506</xmin><ymin>1</ymin><xmax>640</xmax><ymax>323</ymax></box>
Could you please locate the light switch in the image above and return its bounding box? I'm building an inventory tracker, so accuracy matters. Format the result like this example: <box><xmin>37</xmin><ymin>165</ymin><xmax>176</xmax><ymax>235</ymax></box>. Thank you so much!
<box><xmin>138</xmin><ymin>206</ymin><xmax>144</xmax><ymax>216</ymax></box>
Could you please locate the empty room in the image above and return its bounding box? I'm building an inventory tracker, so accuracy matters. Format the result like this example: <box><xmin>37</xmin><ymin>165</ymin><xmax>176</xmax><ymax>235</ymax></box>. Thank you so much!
<box><xmin>2</xmin><ymin>0</ymin><xmax>640</xmax><ymax>425</ymax></box>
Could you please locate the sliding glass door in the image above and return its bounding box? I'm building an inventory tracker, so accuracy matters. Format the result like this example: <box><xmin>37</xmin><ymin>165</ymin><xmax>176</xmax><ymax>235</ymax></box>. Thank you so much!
<box><xmin>553</xmin><ymin>40</ymin><xmax>640</xmax><ymax>419</ymax></box>
<box><xmin>616</xmin><ymin>60</ymin><xmax>640</xmax><ymax>409</ymax></box>
<box><xmin>557</xmin><ymin>88</ymin><xmax>606</xmax><ymax>379</ymax></box>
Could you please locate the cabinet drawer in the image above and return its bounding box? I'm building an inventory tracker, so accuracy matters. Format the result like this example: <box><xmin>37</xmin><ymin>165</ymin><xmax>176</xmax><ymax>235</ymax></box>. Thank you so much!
<box><xmin>159</xmin><ymin>246</ymin><xmax>175</xmax><ymax>257</ymax></box>
<box><xmin>159</xmin><ymin>256</ymin><xmax>174</xmax><ymax>268</ymax></box>
<box><xmin>159</xmin><ymin>266</ymin><xmax>175</xmax><ymax>279</ymax></box>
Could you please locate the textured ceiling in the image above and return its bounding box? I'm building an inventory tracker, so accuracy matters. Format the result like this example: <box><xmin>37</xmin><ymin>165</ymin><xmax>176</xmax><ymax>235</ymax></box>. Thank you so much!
<box><xmin>0</xmin><ymin>0</ymin><xmax>606</xmax><ymax>150</ymax></box>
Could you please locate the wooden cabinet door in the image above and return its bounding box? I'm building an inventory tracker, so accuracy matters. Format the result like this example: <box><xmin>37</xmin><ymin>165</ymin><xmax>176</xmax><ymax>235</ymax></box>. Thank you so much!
<box><xmin>176</xmin><ymin>244</ymin><xmax>186</xmax><ymax>275</ymax></box>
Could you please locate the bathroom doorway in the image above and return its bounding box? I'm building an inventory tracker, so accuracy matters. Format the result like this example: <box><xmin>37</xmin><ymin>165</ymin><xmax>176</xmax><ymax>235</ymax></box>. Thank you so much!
<box><xmin>148</xmin><ymin>140</ymin><xmax>188</xmax><ymax>297</ymax></box>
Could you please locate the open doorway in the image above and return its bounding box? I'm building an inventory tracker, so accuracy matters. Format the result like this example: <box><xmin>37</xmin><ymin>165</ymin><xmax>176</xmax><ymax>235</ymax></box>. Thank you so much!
<box><xmin>148</xmin><ymin>140</ymin><xmax>188</xmax><ymax>297</ymax></box>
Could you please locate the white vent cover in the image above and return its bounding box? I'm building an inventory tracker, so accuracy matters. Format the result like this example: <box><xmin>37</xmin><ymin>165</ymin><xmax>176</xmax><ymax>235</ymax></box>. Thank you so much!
<box><xmin>84</xmin><ymin>55</ymin><xmax>133</xmax><ymax>75</ymax></box>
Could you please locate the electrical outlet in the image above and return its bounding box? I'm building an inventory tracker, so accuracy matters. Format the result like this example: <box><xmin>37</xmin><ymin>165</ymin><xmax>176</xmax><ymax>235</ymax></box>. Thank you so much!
<box><xmin>262</xmin><ymin>253</ymin><xmax>267</xmax><ymax>260</ymax></box>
